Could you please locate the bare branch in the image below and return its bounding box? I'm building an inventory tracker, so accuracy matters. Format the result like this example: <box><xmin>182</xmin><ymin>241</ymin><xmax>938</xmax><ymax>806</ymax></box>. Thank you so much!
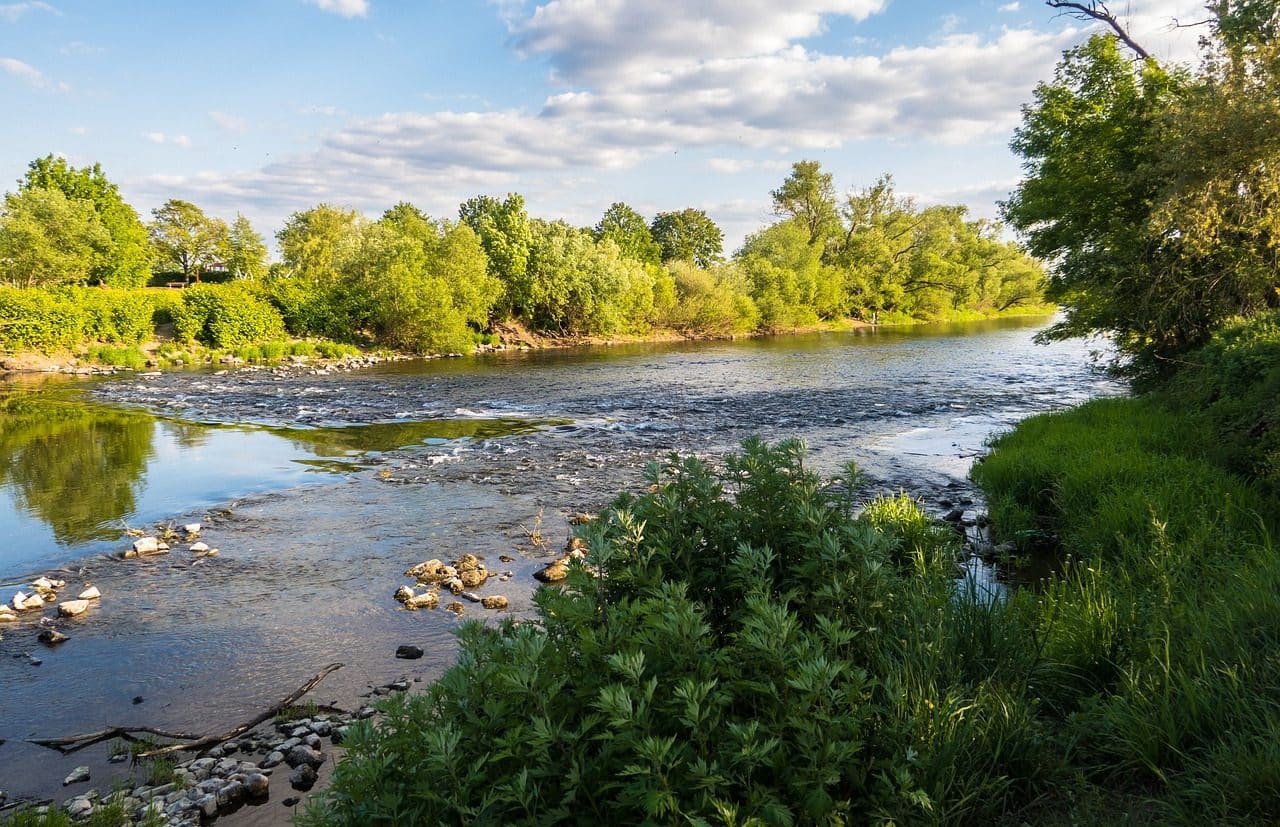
<box><xmin>1047</xmin><ymin>1</ymin><xmax>1154</xmax><ymax>61</ymax></box>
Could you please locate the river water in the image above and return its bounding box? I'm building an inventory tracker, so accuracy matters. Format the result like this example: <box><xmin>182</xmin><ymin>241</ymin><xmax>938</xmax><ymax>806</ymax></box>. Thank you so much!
<box><xmin>0</xmin><ymin>317</ymin><xmax>1116</xmax><ymax>801</ymax></box>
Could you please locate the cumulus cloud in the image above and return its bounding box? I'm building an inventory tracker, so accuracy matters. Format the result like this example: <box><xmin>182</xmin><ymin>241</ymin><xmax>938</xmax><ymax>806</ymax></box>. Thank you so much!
<box><xmin>144</xmin><ymin>132</ymin><xmax>192</xmax><ymax>148</ymax></box>
<box><xmin>304</xmin><ymin>0</ymin><xmax>368</xmax><ymax>18</ymax></box>
<box><xmin>0</xmin><ymin>2</ymin><xmax>60</xmax><ymax>22</ymax></box>
<box><xmin>999</xmin><ymin>2</ymin><xmax>1020</xmax><ymax>12</ymax></box>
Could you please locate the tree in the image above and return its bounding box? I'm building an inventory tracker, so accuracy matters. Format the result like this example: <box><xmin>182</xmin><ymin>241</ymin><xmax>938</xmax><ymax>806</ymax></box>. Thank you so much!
<box><xmin>770</xmin><ymin>161</ymin><xmax>839</xmax><ymax>247</ymax></box>
<box><xmin>650</xmin><ymin>208</ymin><xmax>724</xmax><ymax>268</ymax></box>
<box><xmin>149</xmin><ymin>199</ymin><xmax>228</xmax><ymax>282</ymax></box>
<box><xmin>458</xmin><ymin>194</ymin><xmax>533</xmax><ymax>319</ymax></box>
<box><xmin>593</xmin><ymin>202</ymin><xmax>661</xmax><ymax>265</ymax></box>
<box><xmin>276</xmin><ymin>204</ymin><xmax>363</xmax><ymax>284</ymax></box>
<box><xmin>20</xmin><ymin>155</ymin><xmax>154</xmax><ymax>286</ymax></box>
<box><xmin>0</xmin><ymin>187</ymin><xmax>111</xmax><ymax>287</ymax></box>
<box><xmin>220</xmin><ymin>214</ymin><xmax>268</xmax><ymax>280</ymax></box>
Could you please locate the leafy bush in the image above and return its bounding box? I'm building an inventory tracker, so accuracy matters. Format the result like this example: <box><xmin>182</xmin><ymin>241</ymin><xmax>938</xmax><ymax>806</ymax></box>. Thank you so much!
<box><xmin>0</xmin><ymin>286</ymin><xmax>84</xmax><ymax>352</ymax></box>
<box><xmin>307</xmin><ymin>439</ymin><xmax>1053</xmax><ymax>825</ymax></box>
<box><xmin>85</xmin><ymin>344</ymin><xmax>146</xmax><ymax>369</ymax></box>
<box><xmin>171</xmin><ymin>283</ymin><xmax>286</xmax><ymax>348</ymax></box>
<box><xmin>65</xmin><ymin>287</ymin><xmax>155</xmax><ymax>343</ymax></box>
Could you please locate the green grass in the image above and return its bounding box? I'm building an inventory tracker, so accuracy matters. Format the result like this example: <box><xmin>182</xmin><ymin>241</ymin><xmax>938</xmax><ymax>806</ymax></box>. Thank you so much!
<box><xmin>84</xmin><ymin>344</ymin><xmax>147</xmax><ymax>370</ymax></box>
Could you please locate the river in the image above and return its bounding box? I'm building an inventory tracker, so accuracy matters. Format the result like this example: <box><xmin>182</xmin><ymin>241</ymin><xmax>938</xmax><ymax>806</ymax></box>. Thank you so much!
<box><xmin>0</xmin><ymin>316</ymin><xmax>1116</xmax><ymax>803</ymax></box>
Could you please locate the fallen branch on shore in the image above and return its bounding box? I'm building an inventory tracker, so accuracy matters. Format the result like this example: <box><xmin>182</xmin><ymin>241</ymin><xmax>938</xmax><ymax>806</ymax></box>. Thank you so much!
<box><xmin>27</xmin><ymin>662</ymin><xmax>344</xmax><ymax>758</ymax></box>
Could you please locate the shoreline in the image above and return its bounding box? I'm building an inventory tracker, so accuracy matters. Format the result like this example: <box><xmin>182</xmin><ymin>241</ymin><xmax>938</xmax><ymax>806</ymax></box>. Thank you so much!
<box><xmin>0</xmin><ymin>308</ymin><xmax>1057</xmax><ymax>378</ymax></box>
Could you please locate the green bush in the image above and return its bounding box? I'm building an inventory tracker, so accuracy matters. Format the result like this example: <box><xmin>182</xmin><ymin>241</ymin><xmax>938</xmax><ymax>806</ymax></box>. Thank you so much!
<box><xmin>0</xmin><ymin>286</ymin><xmax>84</xmax><ymax>352</ymax></box>
<box><xmin>171</xmin><ymin>283</ymin><xmax>286</xmax><ymax>348</ymax></box>
<box><xmin>306</xmin><ymin>439</ymin><xmax>1052</xmax><ymax>825</ymax></box>
<box><xmin>288</xmin><ymin>340</ymin><xmax>318</xmax><ymax>357</ymax></box>
<box><xmin>85</xmin><ymin>344</ymin><xmax>146</xmax><ymax>369</ymax></box>
<box><xmin>316</xmin><ymin>341</ymin><xmax>358</xmax><ymax>359</ymax></box>
<box><xmin>64</xmin><ymin>287</ymin><xmax>155</xmax><ymax>343</ymax></box>
<box><xmin>148</xmin><ymin>288</ymin><xmax>184</xmax><ymax>327</ymax></box>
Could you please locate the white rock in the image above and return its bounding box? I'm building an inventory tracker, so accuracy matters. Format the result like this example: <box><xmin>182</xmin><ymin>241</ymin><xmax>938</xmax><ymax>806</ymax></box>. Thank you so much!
<box><xmin>0</xmin><ymin>610</ymin><xmax>16</xmax><ymax>622</ymax></box>
<box><xmin>58</xmin><ymin>600</ymin><xmax>90</xmax><ymax>617</ymax></box>
<box><xmin>183</xmin><ymin>523</ymin><xmax>202</xmax><ymax>535</ymax></box>
<box><xmin>129</xmin><ymin>536</ymin><xmax>169</xmax><ymax>556</ymax></box>
<box><xmin>12</xmin><ymin>591</ymin><xmax>44</xmax><ymax>611</ymax></box>
<box><xmin>189</xmin><ymin>542</ymin><xmax>210</xmax><ymax>553</ymax></box>
<box><xmin>32</xmin><ymin>576</ymin><xmax>63</xmax><ymax>591</ymax></box>
<box><xmin>78</xmin><ymin>586</ymin><xmax>101</xmax><ymax>601</ymax></box>
<box><xmin>63</xmin><ymin>766</ymin><xmax>90</xmax><ymax>785</ymax></box>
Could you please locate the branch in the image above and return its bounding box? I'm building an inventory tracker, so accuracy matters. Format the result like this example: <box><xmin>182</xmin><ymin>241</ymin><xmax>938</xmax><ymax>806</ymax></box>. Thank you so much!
<box><xmin>1047</xmin><ymin>1</ymin><xmax>1153</xmax><ymax>61</ymax></box>
<box><xmin>28</xmin><ymin>663</ymin><xmax>344</xmax><ymax>758</ymax></box>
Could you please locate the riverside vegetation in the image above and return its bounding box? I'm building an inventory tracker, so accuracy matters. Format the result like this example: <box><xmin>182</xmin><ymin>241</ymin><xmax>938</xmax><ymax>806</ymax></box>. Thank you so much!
<box><xmin>0</xmin><ymin>157</ymin><xmax>1050</xmax><ymax>367</ymax></box>
<box><xmin>303</xmin><ymin>4</ymin><xmax>1280</xmax><ymax>825</ymax></box>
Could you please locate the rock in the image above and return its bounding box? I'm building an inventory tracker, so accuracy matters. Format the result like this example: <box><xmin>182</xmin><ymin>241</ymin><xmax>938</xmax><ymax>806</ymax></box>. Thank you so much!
<box><xmin>404</xmin><ymin>558</ymin><xmax>444</xmax><ymax>580</ymax></box>
<box><xmin>278</xmin><ymin>737</ymin><xmax>302</xmax><ymax>752</ymax></box>
<box><xmin>395</xmin><ymin>644</ymin><xmax>423</xmax><ymax>659</ymax></box>
<box><xmin>312</xmin><ymin>721</ymin><xmax>332</xmax><ymax>737</ymax></box>
<box><xmin>533</xmin><ymin>557</ymin><xmax>570</xmax><ymax>583</ymax></box>
<box><xmin>67</xmin><ymin>796</ymin><xmax>94</xmax><ymax>818</ymax></box>
<box><xmin>499</xmin><ymin>554</ymin><xmax>515</xmax><ymax>563</ymax></box>
<box><xmin>393</xmin><ymin>585</ymin><xmax>415</xmax><ymax>603</ymax></box>
<box><xmin>288</xmin><ymin>764</ymin><xmax>317</xmax><ymax>791</ymax></box>
<box><xmin>243</xmin><ymin>773</ymin><xmax>270</xmax><ymax>798</ymax></box>
<box><xmin>58</xmin><ymin>600</ymin><xmax>90</xmax><ymax>617</ymax></box>
<box><xmin>183</xmin><ymin>523</ymin><xmax>202</xmax><ymax>535</ymax></box>
<box><xmin>442</xmin><ymin>577</ymin><xmax>465</xmax><ymax>594</ymax></box>
<box><xmin>286</xmin><ymin>746</ymin><xmax>323</xmax><ymax>769</ymax></box>
<box><xmin>77</xmin><ymin>586</ymin><xmax>101</xmax><ymax>601</ymax></box>
<box><xmin>459</xmin><ymin>591</ymin><xmax>482</xmax><ymax>603</ymax></box>
<box><xmin>290</xmin><ymin>725</ymin><xmax>309</xmax><ymax>739</ymax></box>
<box><xmin>445</xmin><ymin>601</ymin><xmax>465</xmax><ymax>616</ymax></box>
<box><xmin>459</xmin><ymin>569</ymin><xmax>488</xmax><ymax>588</ymax></box>
<box><xmin>189</xmin><ymin>542</ymin><xmax>210</xmax><ymax>553</ymax></box>
<box><xmin>260</xmin><ymin>751</ymin><xmax>284</xmax><ymax>769</ymax></box>
<box><xmin>127</xmin><ymin>537</ymin><xmax>169</xmax><ymax>557</ymax></box>
<box><xmin>406</xmin><ymin>591</ymin><xmax>439</xmax><ymax>610</ymax></box>
<box><xmin>455</xmin><ymin>554</ymin><xmax>481</xmax><ymax>572</ymax></box>
<box><xmin>197</xmin><ymin>794</ymin><xmax>218</xmax><ymax>818</ymax></box>
<box><xmin>943</xmin><ymin>508</ymin><xmax>964</xmax><ymax>523</ymax></box>
<box><xmin>304</xmin><ymin>733</ymin><xmax>321</xmax><ymax>748</ymax></box>
<box><xmin>216</xmin><ymin>781</ymin><xmax>245</xmax><ymax>809</ymax></box>
<box><xmin>569</xmin><ymin>513</ymin><xmax>595</xmax><ymax>525</ymax></box>
<box><xmin>482</xmin><ymin>595</ymin><xmax>509</xmax><ymax>610</ymax></box>
<box><xmin>38</xmin><ymin>628</ymin><xmax>69</xmax><ymax>646</ymax></box>
<box><xmin>960</xmin><ymin>510</ymin><xmax>979</xmax><ymax>526</ymax></box>
<box><xmin>11</xmin><ymin>591</ymin><xmax>44</xmax><ymax>611</ymax></box>
<box><xmin>64</xmin><ymin>766</ymin><xmax>90</xmax><ymax>785</ymax></box>
<box><xmin>32</xmin><ymin>576</ymin><xmax>63</xmax><ymax>591</ymax></box>
<box><xmin>0</xmin><ymin>609</ymin><xmax>15</xmax><ymax>622</ymax></box>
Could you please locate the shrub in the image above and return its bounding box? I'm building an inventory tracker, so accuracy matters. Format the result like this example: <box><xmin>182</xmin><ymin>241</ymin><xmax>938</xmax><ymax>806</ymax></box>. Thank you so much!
<box><xmin>171</xmin><ymin>283</ymin><xmax>286</xmax><ymax>348</ymax></box>
<box><xmin>65</xmin><ymin>287</ymin><xmax>154</xmax><ymax>343</ymax></box>
<box><xmin>85</xmin><ymin>345</ymin><xmax>146</xmax><ymax>369</ymax></box>
<box><xmin>306</xmin><ymin>439</ymin><xmax>1051</xmax><ymax>825</ymax></box>
<box><xmin>0</xmin><ymin>287</ymin><xmax>85</xmax><ymax>353</ymax></box>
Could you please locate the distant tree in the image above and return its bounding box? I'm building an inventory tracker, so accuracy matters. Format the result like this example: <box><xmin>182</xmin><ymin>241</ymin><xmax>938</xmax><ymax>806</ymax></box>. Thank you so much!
<box><xmin>593</xmin><ymin>202</ymin><xmax>661</xmax><ymax>265</ymax></box>
<box><xmin>0</xmin><ymin>187</ymin><xmax>111</xmax><ymax>287</ymax></box>
<box><xmin>771</xmin><ymin>160</ymin><xmax>839</xmax><ymax>246</ymax></box>
<box><xmin>458</xmin><ymin>193</ymin><xmax>533</xmax><ymax>318</ymax></box>
<box><xmin>276</xmin><ymin>203</ymin><xmax>363</xmax><ymax>284</ymax></box>
<box><xmin>20</xmin><ymin>155</ymin><xmax>154</xmax><ymax>286</ymax></box>
<box><xmin>220</xmin><ymin>214</ymin><xmax>268</xmax><ymax>279</ymax></box>
<box><xmin>149</xmin><ymin>199</ymin><xmax>228</xmax><ymax>282</ymax></box>
<box><xmin>650</xmin><ymin>208</ymin><xmax>724</xmax><ymax>268</ymax></box>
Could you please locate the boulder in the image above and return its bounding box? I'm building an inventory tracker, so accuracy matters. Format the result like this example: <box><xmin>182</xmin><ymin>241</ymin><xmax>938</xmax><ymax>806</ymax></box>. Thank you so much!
<box><xmin>11</xmin><ymin>591</ymin><xmax>44</xmax><ymax>611</ymax></box>
<box><xmin>243</xmin><ymin>773</ymin><xmax>269</xmax><ymax>798</ymax></box>
<box><xmin>443</xmin><ymin>577</ymin><xmax>465</xmax><ymax>594</ymax></box>
<box><xmin>404</xmin><ymin>558</ymin><xmax>444</xmax><ymax>580</ymax></box>
<box><xmin>127</xmin><ymin>537</ymin><xmax>169</xmax><ymax>557</ymax></box>
<box><xmin>533</xmin><ymin>557</ymin><xmax>570</xmax><ymax>583</ymax></box>
<box><xmin>288</xmin><ymin>764</ymin><xmax>316</xmax><ymax>791</ymax></box>
<box><xmin>32</xmin><ymin>576</ymin><xmax>63</xmax><ymax>591</ymax></box>
<box><xmin>459</xmin><ymin>569</ymin><xmax>488</xmax><ymax>588</ymax></box>
<box><xmin>455</xmin><ymin>554</ymin><xmax>481</xmax><ymax>573</ymax></box>
<box><xmin>77</xmin><ymin>586</ymin><xmax>101</xmax><ymax>601</ymax></box>
<box><xmin>286</xmin><ymin>746</ymin><xmax>323</xmax><ymax>769</ymax></box>
<box><xmin>58</xmin><ymin>600</ymin><xmax>90</xmax><ymax>618</ymax></box>
<box><xmin>482</xmin><ymin>595</ymin><xmax>509</xmax><ymax>610</ymax></box>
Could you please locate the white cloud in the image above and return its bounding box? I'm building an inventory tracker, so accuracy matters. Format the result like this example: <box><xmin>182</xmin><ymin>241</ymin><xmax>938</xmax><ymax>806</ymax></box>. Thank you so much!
<box><xmin>0</xmin><ymin>55</ymin><xmax>67</xmax><ymax>90</ymax></box>
<box><xmin>68</xmin><ymin>125</ymin><xmax>86</xmax><ymax>135</ymax></box>
<box><xmin>304</xmin><ymin>0</ymin><xmax>368</xmax><ymax>18</ymax></box>
<box><xmin>999</xmin><ymin>2</ymin><xmax>1019</xmax><ymax>12</ymax></box>
<box><xmin>0</xmin><ymin>2</ymin><xmax>60</xmax><ymax>22</ymax></box>
<box><xmin>708</xmin><ymin>158</ymin><xmax>791</xmax><ymax>175</ymax></box>
<box><xmin>209</xmin><ymin>110</ymin><xmax>249</xmax><ymax>133</ymax></box>
<box><xmin>144</xmin><ymin>132</ymin><xmax>192</xmax><ymax>148</ymax></box>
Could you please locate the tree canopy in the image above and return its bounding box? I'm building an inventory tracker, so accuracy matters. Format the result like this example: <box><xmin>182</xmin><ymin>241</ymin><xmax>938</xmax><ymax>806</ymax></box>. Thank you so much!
<box><xmin>0</xmin><ymin>187</ymin><xmax>111</xmax><ymax>287</ymax></box>
<box><xmin>651</xmin><ymin>208</ymin><xmax>725</xmax><ymax>268</ymax></box>
<box><xmin>149</xmin><ymin>199</ymin><xmax>228</xmax><ymax>281</ymax></box>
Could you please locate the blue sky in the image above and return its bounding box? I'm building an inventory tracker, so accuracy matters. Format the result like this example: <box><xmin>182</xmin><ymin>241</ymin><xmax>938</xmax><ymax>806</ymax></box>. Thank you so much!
<box><xmin>0</xmin><ymin>0</ymin><xmax>1204</xmax><ymax>251</ymax></box>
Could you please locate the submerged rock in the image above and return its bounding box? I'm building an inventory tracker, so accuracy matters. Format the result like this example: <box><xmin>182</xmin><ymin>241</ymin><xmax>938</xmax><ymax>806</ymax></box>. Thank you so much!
<box><xmin>11</xmin><ymin>591</ymin><xmax>44</xmax><ymax>611</ymax></box>
<box><xmin>39</xmin><ymin>628</ymin><xmax>70</xmax><ymax>646</ymax></box>
<box><xmin>406</xmin><ymin>591</ymin><xmax>439</xmax><ymax>610</ymax></box>
<box><xmin>482</xmin><ymin>595</ymin><xmax>509</xmax><ymax>610</ymax></box>
<box><xmin>395</xmin><ymin>644</ymin><xmax>424</xmax><ymax>659</ymax></box>
<box><xmin>393</xmin><ymin>585</ymin><xmax>415</xmax><ymax>604</ymax></box>
<box><xmin>445</xmin><ymin>601</ymin><xmax>465</xmax><ymax>616</ymax></box>
<box><xmin>77</xmin><ymin>585</ymin><xmax>101</xmax><ymax>601</ymax></box>
<box><xmin>126</xmin><ymin>537</ymin><xmax>169</xmax><ymax>558</ymax></box>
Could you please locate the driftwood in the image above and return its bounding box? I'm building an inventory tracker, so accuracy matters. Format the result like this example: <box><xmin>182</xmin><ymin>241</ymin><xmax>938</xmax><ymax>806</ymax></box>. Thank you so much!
<box><xmin>28</xmin><ymin>662</ymin><xmax>344</xmax><ymax>758</ymax></box>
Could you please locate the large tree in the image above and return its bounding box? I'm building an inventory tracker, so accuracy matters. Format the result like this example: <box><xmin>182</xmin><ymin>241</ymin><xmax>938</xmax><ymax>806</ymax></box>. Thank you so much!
<box><xmin>458</xmin><ymin>193</ymin><xmax>533</xmax><ymax>319</ymax></box>
<box><xmin>276</xmin><ymin>203</ymin><xmax>363</xmax><ymax>284</ymax></box>
<box><xmin>593</xmin><ymin>202</ymin><xmax>662</xmax><ymax>266</ymax></box>
<box><xmin>220</xmin><ymin>214</ymin><xmax>269</xmax><ymax>280</ymax></box>
<box><xmin>0</xmin><ymin>187</ymin><xmax>111</xmax><ymax>287</ymax></box>
<box><xmin>650</xmin><ymin>208</ymin><xmax>724</xmax><ymax>268</ymax></box>
<box><xmin>149</xmin><ymin>199</ymin><xmax>228</xmax><ymax>282</ymax></box>
<box><xmin>771</xmin><ymin>160</ymin><xmax>839</xmax><ymax>247</ymax></box>
<box><xmin>20</xmin><ymin>155</ymin><xmax>154</xmax><ymax>286</ymax></box>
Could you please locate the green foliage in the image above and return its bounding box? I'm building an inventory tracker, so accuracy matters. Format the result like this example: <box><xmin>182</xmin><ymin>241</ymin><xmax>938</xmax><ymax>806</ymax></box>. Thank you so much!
<box><xmin>1005</xmin><ymin>16</ymin><xmax>1280</xmax><ymax>376</ymax></box>
<box><xmin>308</xmin><ymin>439</ymin><xmax>1054</xmax><ymax>825</ymax></box>
<box><xmin>149</xmin><ymin>199</ymin><xmax>228</xmax><ymax>281</ymax></box>
<box><xmin>70</xmin><ymin>288</ymin><xmax>156</xmax><ymax>343</ymax></box>
<box><xmin>651</xmin><ymin>207</ymin><xmax>725</xmax><ymax>268</ymax></box>
<box><xmin>0</xmin><ymin>187</ymin><xmax>111</xmax><ymax>287</ymax></box>
<box><xmin>660</xmin><ymin>260</ymin><xmax>759</xmax><ymax>334</ymax></box>
<box><xmin>277</xmin><ymin>203</ymin><xmax>363</xmax><ymax>285</ymax></box>
<box><xmin>172</xmin><ymin>283</ymin><xmax>286</xmax><ymax>347</ymax></box>
<box><xmin>594</xmin><ymin>202</ymin><xmax>662</xmax><ymax>266</ymax></box>
<box><xmin>737</xmin><ymin>219</ymin><xmax>844</xmax><ymax>329</ymax></box>
<box><xmin>220</xmin><ymin>213</ymin><xmax>269</xmax><ymax>279</ymax></box>
<box><xmin>459</xmin><ymin>193</ymin><xmax>533</xmax><ymax>319</ymax></box>
<box><xmin>0</xmin><ymin>287</ymin><xmax>87</xmax><ymax>352</ymax></box>
<box><xmin>771</xmin><ymin>160</ymin><xmax>839</xmax><ymax>246</ymax></box>
<box><xmin>86</xmin><ymin>344</ymin><xmax>147</xmax><ymax>369</ymax></box>
<box><xmin>20</xmin><ymin>154</ymin><xmax>155</xmax><ymax>286</ymax></box>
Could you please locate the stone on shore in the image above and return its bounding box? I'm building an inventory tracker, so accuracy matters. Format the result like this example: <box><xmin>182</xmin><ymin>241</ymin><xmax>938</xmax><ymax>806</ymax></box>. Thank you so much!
<box><xmin>244</xmin><ymin>772</ymin><xmax>270</xmax><ymax>798</ymax></box>
<box><xmin>406</xmin><ymin>591</ymin><xmax>439</xmax><ymax>610</ymax></box>
<box><xmin>482</xmin><ymin>595</ymin><xmax>509</xmax><ymax>610</ymax></box>
<box><xmin>189</xmin><ymin>542</ymin><xmax>210</xmax><ymax>553</ymax></box>
<box><xmin>63</xmin><ymin>766</ymin><xmax>90</xmax><ymax>785</ymax></box>
<box><xmin>58</xmin><ymin>599</ymin><xmax>90</xmax><ymax>617</ymax></box>
<box><xmin>77</xmin><ymin>585</ymin><xmax>101</xmax><ymax>600</ymax></box>
<box><xmin>12</xmin><ymin>591</ymin><xmax>44</xmax><ymax>611</ymax></box>
<box><xmin>289</xmin><ymin>764</ymin><xmax>317</xmax><ymax>791</ymax></box>
<box><xmin>183</xmin><ymin>523</ymin><xmax>201</xmax><ymax>535</ymax></box>
<box><xmin>393</xmin><ymin>585</ymin><xmax>415</xmax><ymax>603</ymax></box>
<box><xmin>286</xmin><ymin>745</ymin><xmax>323</xmax><ymax>769</ymax></box>
<box><xmin>126</xmin><ymin>537</ymin><xmax>169</xmax><ymax>557</ymax></box>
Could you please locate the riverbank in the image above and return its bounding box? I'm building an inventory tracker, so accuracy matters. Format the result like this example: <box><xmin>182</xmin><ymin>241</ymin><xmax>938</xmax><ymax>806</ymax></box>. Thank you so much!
<box><xmin>0</xmin><ymin>306</ymin><xmax>1057</xmax><ymax>377</ymax></box>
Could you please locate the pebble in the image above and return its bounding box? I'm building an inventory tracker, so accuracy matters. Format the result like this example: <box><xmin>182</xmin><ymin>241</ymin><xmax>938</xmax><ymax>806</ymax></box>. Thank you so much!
<box><xmin>63</xmin><ymin>766</ymin><xmax>90</xmax><ymax>786</ymax></box>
